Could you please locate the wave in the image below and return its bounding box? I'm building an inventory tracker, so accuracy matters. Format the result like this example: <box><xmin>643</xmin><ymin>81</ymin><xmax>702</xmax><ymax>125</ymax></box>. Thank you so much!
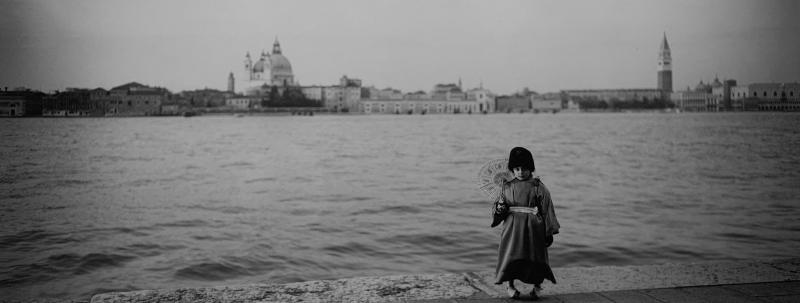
<box><xmin>173</xmin><ymin>256</ymin><xmax>284</xmax><ymax>281</ymax></box>
<box><xmin>245</xmin><ymin>177</ymin><xmax>277</xmax><ymax>184</ymax></box>
<box><xmin>155</xmin><ymin>219</ymin><xmax>214</xmax><ymax>229</ymax></box>
<box><xmin>0</xmin><ymin>229</ymin><xmax>50</xmax><ymax>249</ymax></box>
<box><xmin>2</xmin><ymin>252</ymin><xmax>136</xmax><ymax>287</ymax></box>
<box><xmin>120</xmin><ymin>242</ymin><xmax>186</xmax><ymax>257</ymax></box>
<box><xmin>185</xmin><ymin>204</ymin><xmax>255</xmax><ymax>215</ymax></box>
<box><xmin>350</xmin><ymin>205</ymin><xmax>423</xmax><ymax>216</ymax></box>
<box><xmin>220</xmin><ymin>161</ymin><xmax>254</xmax><ymax>169</ymax></box>
<box><xmin>73</xmin><ymin>253</ymin><xmax>137</xmax><ymax>275</ymax></box>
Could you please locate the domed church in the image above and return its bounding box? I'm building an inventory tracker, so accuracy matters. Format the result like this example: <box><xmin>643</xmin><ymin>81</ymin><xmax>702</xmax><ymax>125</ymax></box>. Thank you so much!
<box><xmin>241</xmin><ymin>38</ymin><xmax>296</xmax><ymax>96</ymax></box>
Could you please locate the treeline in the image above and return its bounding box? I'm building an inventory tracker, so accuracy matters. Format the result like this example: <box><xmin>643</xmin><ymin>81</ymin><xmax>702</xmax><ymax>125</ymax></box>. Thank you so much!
<box><xmin>263</xmin><ymin>86</ymin><xmax>322</xmax><ymax>107</ymax></box>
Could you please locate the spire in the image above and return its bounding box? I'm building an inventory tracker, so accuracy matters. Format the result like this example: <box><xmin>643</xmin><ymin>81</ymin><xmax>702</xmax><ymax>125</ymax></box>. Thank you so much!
<box><xmin>660</xmin><ymin>32</ymin><xmax>670</xmax><ymax>52</ymax></box>
<box><xmin>272</xmin><ymin>37</ymin><xmax>282</xmax><ymax>55</ymax></box>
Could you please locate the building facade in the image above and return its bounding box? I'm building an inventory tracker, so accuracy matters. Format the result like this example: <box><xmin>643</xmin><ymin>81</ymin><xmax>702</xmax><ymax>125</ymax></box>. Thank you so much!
<box><xmin>360</xmin><ymin>82</ymin><xmax>492</xmax><ymax>114</ymax></box>
<box><xmin>106</xmin><ymin>82</ymin><xmax>169</xmax><ymax>116</ymax></box>
<box><xmin>531</xmin><ymin>93</ymin><xmax>562</xmax><ymax>113</ymax></box>
<box><xmin>731</xmin><ymin>83</ymin><xmax>800</xmax><ymax>111</ymax></box>
<box><xmin>42</xmin><ymin>88</ymin><xmax>108</xmax><ymax>116</ymax></box>
<box><xmin>671</xmin><ymin>80</ymin><xmax>713</xmax><ymax>112</ymax></box>
<box><xmin>225</xmin><ymin>97</ymin><xmax>256</xmax><ymax>110</ymax></box>
<box><xmin>0</xmin><ymin>88</ymin><xmax>44</xmax><ymax>117</ymax></box>
<box><xmin>563</xmin><ymin>89</ymin><xmax>664</xmax><ymax>103</ymax></box>
<box><xmin>323</xmin><ymin>76</ymin><xmax>362</xmax><ymax>112</ymax></box>
<box><xmin>496</xmin><ymin>96</ymin><xmax>530</xmax><ymax>113</ymax></box>
<box><xmin>361</xmin><ymin>99</ymin><xmax>483</xmax><ymax>114</ymax></box>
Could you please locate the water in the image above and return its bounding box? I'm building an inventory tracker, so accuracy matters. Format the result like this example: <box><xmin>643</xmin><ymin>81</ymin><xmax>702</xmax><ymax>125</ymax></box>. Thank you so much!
<box><xmin>1</xmin><ymin>112</ymin><xmax>799</xmax><ymax>301</ymax></box>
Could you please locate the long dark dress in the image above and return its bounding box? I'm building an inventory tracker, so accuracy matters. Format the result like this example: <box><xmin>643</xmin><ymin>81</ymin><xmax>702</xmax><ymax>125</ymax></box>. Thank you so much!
<box><xmin>494</xmin><ymin>177</ymin><xmax>560</xmax><ymax>285</ymax></box>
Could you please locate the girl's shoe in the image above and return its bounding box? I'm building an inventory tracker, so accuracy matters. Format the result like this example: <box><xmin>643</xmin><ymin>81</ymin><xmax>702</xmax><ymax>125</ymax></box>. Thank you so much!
<box><xmin>506</xmin><ymin>286</ymin><xmax>520</xmax><ymax>299</ymax></box>
<box><xmin>529</xmin><ymin>288</ymin><xmax>540</xmax><ymax>300</ymax></box>
<box><xmin>530</xmin><ymin>284</ymin><xmax>542</xmax><ymax>300</ymax></box>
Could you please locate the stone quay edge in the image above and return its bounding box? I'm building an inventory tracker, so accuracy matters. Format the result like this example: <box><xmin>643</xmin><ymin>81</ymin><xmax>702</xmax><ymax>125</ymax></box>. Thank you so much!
<box><xmin>90</xmin><ymin>258</ymin><xmax>800</xmax><ymax>303</ymax></box>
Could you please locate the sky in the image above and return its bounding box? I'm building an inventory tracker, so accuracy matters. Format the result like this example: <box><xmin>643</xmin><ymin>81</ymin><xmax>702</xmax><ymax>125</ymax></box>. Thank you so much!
<box><xmin>1</xmin><ymin>0</ymin><xmax>798</xmax><ymax>95</ymax></box>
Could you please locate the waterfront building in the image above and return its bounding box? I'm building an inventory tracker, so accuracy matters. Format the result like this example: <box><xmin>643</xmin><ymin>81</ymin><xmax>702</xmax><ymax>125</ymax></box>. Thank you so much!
<box><xmin>709</xmin><ymin>78</ymin><xmax>737</xmax><ymax>111</ymax></box>
<box><xmin>531</xmin><ymin>93</ymin><xmax>562</xmax><ymax>113</ymax></box>
<box><xmin>323</xmin><ymin>75</ymin><xmax>362</xmax><ymax>112</ymax></box>
<box><xmin>177</xmin><ymin>88</ymin><xmax>232</xmax><ymax>108</ymax></box>
<box><xmin>42</xmin><ymin>88</ymin><xmax>108</xmax><ymax>117</ymax></box>
<box><xmin>431</xmin><ymin>82</ymin><xmax>466</xmax><ymax>101</ymax></box>
<box><xmin>363</xmin><ymin>87</ymin><xmax>403</xmax><ymax>100</ymax></box>
<box><xmin>562</xmin><ymin>88</ymin><xmax>664</xmax><ymax>104</ymax></box>
<box><xmin>360</xmin><ymin>82</ymin><xmax>492</xmax><ymax>114</ymax></box>
<box><xmin>465</xmin><ymin>87</ymin><xmax>495</xmax><ymax>113</ymax></box>
<box><xmin>670</xmin><ymin>80</ymin><xmax>713</xmax><ymax>112</ymax></box>
<box><xmin>496</xmin><ymin>96</ymin><xmax>530</xmax><ymax>113</ymax></box>
<box><xmin>240</xmin><ymin>38</ymin><xmax>296</xmax><ymax>96</ymax></box>
<box><xmin>225</xmin><ymin>96</ymin><xmax>256</xmax><ymax>110</ymax></box>
<box><xmin>0</xmin><ymin>87</ymin><xmax>43</xmax><ymax>117</ymax></box>
<box><xmin>403</xmin><ymin>90</ymin><xmax>430</xmax><ymax>100</ymax></box>
<box><xmin>731</xmin><ymin>82</ymin><xmax>800</xmax><ymax>111</ymax></box>
<box><xmin>106</xmin><ymin>82</ymin><xmax>169</xmax><ymax>116</ymax></box>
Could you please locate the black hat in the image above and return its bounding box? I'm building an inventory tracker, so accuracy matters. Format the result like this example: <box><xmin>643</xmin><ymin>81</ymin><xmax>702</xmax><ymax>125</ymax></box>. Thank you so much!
<box><xmin>507</xmin><ymin>147</ymin><xmax>535</xmax><ymax>172</ymax></box>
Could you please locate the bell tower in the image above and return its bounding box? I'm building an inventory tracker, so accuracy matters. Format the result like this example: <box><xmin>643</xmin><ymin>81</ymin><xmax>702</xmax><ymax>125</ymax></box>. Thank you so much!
<box><xmin>657</xmin><ymin>33</ymin><xmax>673</xmax><ymax>93</ymax></box>
<box><xmin>227</xmin><ymin>72</ymin><xmax>235</xmax><ymax>93</ymax></box>
<box><xmin>244</xmin><ymin>52</ymin><xmax>252</xmax><ymax>80</ymax></box>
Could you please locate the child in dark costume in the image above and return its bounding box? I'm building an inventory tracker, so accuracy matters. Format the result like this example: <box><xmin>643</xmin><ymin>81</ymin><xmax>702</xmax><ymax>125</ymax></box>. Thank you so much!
<box><xmin>493</xmin><ymin>147</ymin><xmax>560</xmax><ymax>300</ymax></box>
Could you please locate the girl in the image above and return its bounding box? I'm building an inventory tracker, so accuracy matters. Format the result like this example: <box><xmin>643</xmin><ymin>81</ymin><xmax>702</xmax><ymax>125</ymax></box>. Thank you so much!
<box><xmin>493</xmin><ymin>147</ymin><xmax>560</xmax><ymax>300</ymax></box>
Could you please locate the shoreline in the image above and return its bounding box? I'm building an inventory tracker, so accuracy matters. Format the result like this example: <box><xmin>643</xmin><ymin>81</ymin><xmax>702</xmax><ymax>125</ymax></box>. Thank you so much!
<box><xmin>89</xmin><ymin>258</ymin><xmax>800</xmax><ymax>302</ymax></box>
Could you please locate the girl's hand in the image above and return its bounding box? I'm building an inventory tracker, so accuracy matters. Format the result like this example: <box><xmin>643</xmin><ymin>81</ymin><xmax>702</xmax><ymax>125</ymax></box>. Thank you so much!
<box><xmin>495</xmin><ymin>202</ymin><xmax>507</xmax><ymax>213</ymax></box>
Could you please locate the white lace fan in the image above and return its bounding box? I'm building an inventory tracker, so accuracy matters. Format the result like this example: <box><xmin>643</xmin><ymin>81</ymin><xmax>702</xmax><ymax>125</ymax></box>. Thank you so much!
<box><xmin>477</xmin><ymin>158</ymin><xmax>514</xmax><ymax>202</ymax></box>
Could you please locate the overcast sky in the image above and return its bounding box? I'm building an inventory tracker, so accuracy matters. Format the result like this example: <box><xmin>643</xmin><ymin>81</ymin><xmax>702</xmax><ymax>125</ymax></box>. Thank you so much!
<box><xmin>1</xmin><ymin>0</ymin><xmax>798</xmax><ymax>94</ymax></box>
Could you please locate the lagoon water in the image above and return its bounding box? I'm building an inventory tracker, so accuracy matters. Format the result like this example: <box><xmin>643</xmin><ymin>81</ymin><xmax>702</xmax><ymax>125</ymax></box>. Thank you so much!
<box><xmin>1</xmin><ymin>112</ymin><xmax>799</xmax><ymax>301</ymax></box>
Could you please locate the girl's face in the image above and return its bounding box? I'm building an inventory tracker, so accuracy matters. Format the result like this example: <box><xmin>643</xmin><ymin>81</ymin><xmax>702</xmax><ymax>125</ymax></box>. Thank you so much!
<box><xmin>511</xmin><ymin>167</ymin><xmax>532</xmax><ymax>180</ymax></box>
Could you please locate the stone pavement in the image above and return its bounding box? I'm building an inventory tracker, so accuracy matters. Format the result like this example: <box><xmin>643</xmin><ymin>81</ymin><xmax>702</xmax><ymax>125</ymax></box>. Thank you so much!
<box><xmin>408</xmin><ymin>281</ymin><xmax>800</xmax><ymax>302</ymax></box>
<box><xmin>91</xmin><ymin>258</ymin><xmax>800</xmax><ymax>302</ymax></box>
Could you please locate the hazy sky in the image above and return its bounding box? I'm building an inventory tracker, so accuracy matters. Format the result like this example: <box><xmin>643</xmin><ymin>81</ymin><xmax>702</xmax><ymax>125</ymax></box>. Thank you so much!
<box><xmin>1</xmin><ymin>0</ymin><xmax>798</xmax><ymax>94</ymax></box>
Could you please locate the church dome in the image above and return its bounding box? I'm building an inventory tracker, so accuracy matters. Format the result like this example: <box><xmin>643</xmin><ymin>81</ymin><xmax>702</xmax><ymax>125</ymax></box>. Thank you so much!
<box><xmin>269</xmin><ymin>54</ymin><xmax>293</xmax><ymax>76</ymax></box>
<box><xmin>252</xmin><ymin>58</ymin><xmax>267</xmax><ymax>73</ymax></box>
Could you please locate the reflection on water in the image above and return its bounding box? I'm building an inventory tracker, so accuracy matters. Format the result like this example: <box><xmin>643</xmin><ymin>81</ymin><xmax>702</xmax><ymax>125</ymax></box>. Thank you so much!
<box><xmin>1</xmin><ymin>112</ymin><xmax>799</xmax><ymax>301</ymax></box>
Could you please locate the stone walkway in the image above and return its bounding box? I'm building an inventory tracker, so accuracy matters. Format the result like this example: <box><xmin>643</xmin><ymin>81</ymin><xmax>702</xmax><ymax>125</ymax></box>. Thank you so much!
<box><xmin>409</xmin><ymin>281</ymin><xmax>800</xmax><ymax>302</ymax></box>
<box><xmin>90</xmin><ymin>259</ymin><xmax>800</xmax><ymax>303</ymax></box>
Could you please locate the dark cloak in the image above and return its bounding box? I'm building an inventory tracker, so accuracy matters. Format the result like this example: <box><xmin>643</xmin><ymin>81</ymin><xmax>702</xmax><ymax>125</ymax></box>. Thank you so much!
<box><xmin>494</xmin><ymin>177</ymin><xmax>560</xmax><ymax>285</ymax></box>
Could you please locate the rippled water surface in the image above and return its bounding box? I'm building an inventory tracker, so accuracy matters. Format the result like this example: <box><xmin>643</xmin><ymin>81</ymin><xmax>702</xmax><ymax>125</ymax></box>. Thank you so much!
<box><xmin>1</xmin><ymin>113</ymin><xmax>799</xmax><ymax>301</ymax></box>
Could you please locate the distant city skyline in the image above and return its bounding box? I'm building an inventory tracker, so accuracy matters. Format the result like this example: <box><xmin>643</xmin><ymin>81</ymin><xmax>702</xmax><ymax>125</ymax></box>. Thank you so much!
<box><xmin>1</xmin><ymin>0</ymin><xmax>798</xmax><ymax>94</ymax></box>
